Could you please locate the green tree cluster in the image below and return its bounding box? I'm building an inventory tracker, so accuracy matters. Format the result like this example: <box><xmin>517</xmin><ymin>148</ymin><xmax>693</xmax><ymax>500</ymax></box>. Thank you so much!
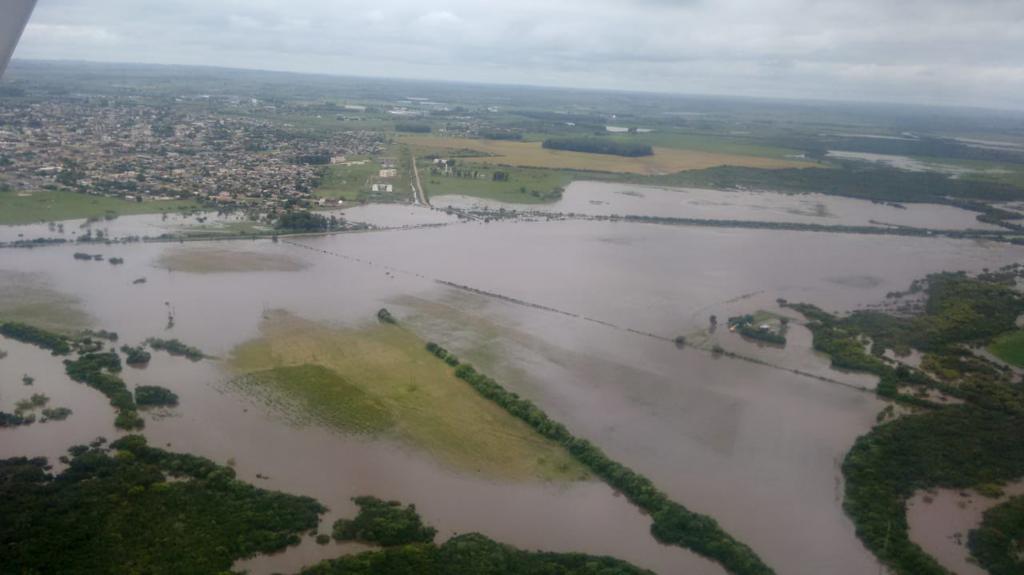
<box><xmin>789</xmin><ymin>270</ymin><xmax>1024</xmax><ymax>574</ymax></box>
<box><xmin>332</xmin><ymin>496</ymin><xmax>437</xmax><ymax>546</ymax></box>
<box><xmin>969</xmin><ymin>495</ymin><xmax>1024</xmax><ymax>575</ymax></box>
<box><xmin>303</xmin><ymin>532</ymin><xmax>653</xmax><ymax>575</ymax></box>
<box><xmin>843</xmin><ymin>407</ymin><xmax>1024</xmax><ymax>574</ymax></box>
<box><xmin>120</xmin><ymin>344</ymin><xmax>152</xmax><ymax>365</ymax></box>
<box><xmin>276</xmin><ymin>210</ymin><xmax>340</xmax><ymax>232</ymax></box>
<box><xmin>0</xmin><ymin>436</ymin><xmax>324</xmax><ymax>574</ymax></box>
<box><xmin>135</xmin><ymin>385</ymin><xmax>179</xmax><ymax>407</ymax></box>
<box><xmin>145</xmin><ymin>337</ymin><xmax>206</xmax><ymax>361</ymax></box>
<box><xmin>0</xmin><ymin>322</ymin><xmax>71</xmax><ymax>355</ymax></box>
<box><xmin>64</xmin><ymin>350</ymin><xmax>144</xmax><ymax>430</ymax></box>
<box><xmin>542</xmin><ymin>137</ymin><xmax>653</xmax><ymax>157</ymax></box>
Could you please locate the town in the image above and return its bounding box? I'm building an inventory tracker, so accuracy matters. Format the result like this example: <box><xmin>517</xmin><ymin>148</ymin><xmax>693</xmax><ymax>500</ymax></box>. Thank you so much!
<box><xmin>0</xmin><ymin>94</ymin><xmax>388</xmax><ymax>211</ymax></box>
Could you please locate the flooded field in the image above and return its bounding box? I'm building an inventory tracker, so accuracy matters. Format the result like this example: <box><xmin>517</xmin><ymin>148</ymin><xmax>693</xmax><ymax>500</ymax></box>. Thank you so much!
<box><xmin>825</xmin><ymin>150</ymin><xmax>995</xmax><ymax>176</ymax></box>
<box><xmin>2</xmin><ymin>212</ymin><xmax>1022</xmax><ymax>574</ymax></box>
<box><xmin>0</xmin><ymin>211</ymin><xmax>261</xmax><ymax>243</ymax></box>
<box><xmin>433</xmin><ymin>180</ymin><xmax>1002</xmax><ymax>231</ymax></box>
<box><xmin>0</xmin><ymin>203</ymin><xmax>458</xmax><ymax>244</ymax></box>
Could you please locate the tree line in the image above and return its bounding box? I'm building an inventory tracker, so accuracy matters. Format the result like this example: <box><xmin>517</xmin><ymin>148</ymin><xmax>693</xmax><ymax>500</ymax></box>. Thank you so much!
<box><xmin>424</xmin><ymin>341</ymin><xmax>774</xmax><ymax>575</ymax></box>
<box><xmin>542</xmin><ymin>137</ymin><xmax>653</xmax><ymax>157</ymax></box>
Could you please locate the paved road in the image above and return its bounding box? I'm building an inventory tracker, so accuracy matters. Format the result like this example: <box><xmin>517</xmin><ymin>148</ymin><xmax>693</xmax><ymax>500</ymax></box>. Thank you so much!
<box><xmin>411</xmin><ymin>155</ymin><xmax>429</xmax><ymax>206</ymax></box>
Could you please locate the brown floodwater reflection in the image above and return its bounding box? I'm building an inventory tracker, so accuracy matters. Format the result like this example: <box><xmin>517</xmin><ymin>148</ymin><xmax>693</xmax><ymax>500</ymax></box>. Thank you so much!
<box><xmin>2</xmin><ymin>215</ymin><xmax>1021</xmax><ymax>574</ymax></box>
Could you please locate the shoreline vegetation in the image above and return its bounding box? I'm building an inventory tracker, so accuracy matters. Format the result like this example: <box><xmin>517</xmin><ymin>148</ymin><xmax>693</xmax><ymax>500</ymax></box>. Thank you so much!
<box><xmin>306</xmin><ymin>496</ymin><xmax>655</xmax><ymax>575</ymax></box>
<box><xmin>0</xmin><ymin>323</ymin><xmax>658</xmax><ymax>574</ymax></box>
<box><xmin>423</xmin><ymin>341</ymin><xmax>774</xmax><ymax>575</ymax></box>
<box><xmin>332</xmin><ymin>496</ymin><xmax>437</xmax><ymax>546</ymax></box>
<box><xmin>5</xmin><ymin>210</ymin><xmax>1023</xmax><ymax>252</ymax></box>
<box><xmin>969</xmin><ymin>495</ymin><xmax>1024</xmax><ymax>574</ymax></box>
<box><xmin>145</xmin><ymin>337</ymin><xmax>207</xmax><ymax>361</ymax></box>
<box><xmin>0</xmin><ymin>436</ymin><xmax>326</xmax><ymax>574</ymax></box>
<box><xmin>0</xmin><ymin>321</ymin><xmax>149</xmax><ymax>429</ymax></box>
<box><xmin>785</xmin><ymin>268</ymin><xmax>1024</xmax><ymax>574</ymax></box>
<box><xmin>446</xmin><ymin>208</ymin><xmax>1024</xmax><ymax>244</ymax></box>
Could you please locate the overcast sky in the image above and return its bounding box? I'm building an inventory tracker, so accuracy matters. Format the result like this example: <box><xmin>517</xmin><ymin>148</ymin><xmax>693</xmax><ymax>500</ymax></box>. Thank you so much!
<box><xmin>12</xmin><ymin>0</ymin><xmax>1024</xmax><ymax>109</ymax></box>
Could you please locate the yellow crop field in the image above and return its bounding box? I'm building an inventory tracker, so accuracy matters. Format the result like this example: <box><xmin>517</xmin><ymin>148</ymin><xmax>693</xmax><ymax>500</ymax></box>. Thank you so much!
<box><xmin>401</xmin><ymin>135</ymin><xmax>815</xmax><ymax>175</ymax></box>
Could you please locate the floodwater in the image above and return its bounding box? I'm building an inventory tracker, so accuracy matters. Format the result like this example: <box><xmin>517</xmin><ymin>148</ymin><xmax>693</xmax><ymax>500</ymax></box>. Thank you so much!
<box><xmin>2</xmin><ymin>213</ymin><xmax>1023</xmax><ymax>574</ymax></box>
<box><xmin>0</xmin><ymin>204</ymin><xmax>458</xmax><ymax>244</ymax></box>
<box><xmin>0</xmin><ymin>211</ymin><xmax>260</xmax><ymax>244</ymax></box>
<box><xmin>826</xmin><ymin>150</ymin><xmax>1009</xmax><ymax>177</ymax></box>
<box><xmin>433</xmin><ymin>180</ymin><xmax>1001</xmax><ymax>231</ymax></box>
<box><xmin>907</xmin><ymin>483</ymin><xmax>1024</xmax><ymax>575</ymax></box>
<box><xmin>338</xmin><ymin>203</ymin><xmax>459</xmax><ymax>228</ymax></box>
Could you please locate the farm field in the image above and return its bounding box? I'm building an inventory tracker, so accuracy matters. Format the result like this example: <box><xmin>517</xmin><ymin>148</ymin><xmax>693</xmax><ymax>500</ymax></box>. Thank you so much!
<box><xmin>0</xmin><ymin>189</ymin><xmax>197</xmax><ymax>225</ymax></box>
<box><xmin>401</xmin><ymin>135</ymin><xmax>815</xmax><ymax>175</ymax></box>
<box><xmin>314</xmin><ymin>159</ymin><xmax>380</xmax><ymax>202</ymax></box>
<box><xmin>229</xmin><ymin>311</ymin><xmax>587</xmax><ymax>481</ymax></box>
<box><xmin>420</xmin><ymin>162</ymin><xmax>572</xmax><ymax>203</ymax></box>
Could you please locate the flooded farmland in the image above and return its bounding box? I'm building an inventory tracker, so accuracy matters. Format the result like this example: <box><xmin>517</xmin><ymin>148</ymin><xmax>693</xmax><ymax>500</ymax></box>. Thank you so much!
<box><xmin>433</xmin><ymin>180</ymin><xmax>1004</xmax><ymax>231</ymax></box>
<box><xmin>2</xmin><ymin>198</ymin><xmax>1022</xmax><ymax>574</ymax></box>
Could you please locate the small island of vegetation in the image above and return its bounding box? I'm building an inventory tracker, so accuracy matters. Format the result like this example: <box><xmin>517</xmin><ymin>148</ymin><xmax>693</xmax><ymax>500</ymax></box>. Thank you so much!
<box><xmin>146</xmin><ymin>337</ymin><xmax>206</xmax><ymax>361</ymax></box>
<box><xmin>332</xmin><ymin>496</ymin><xmax>437</xmax><ymax>546</ymax></box>
<box><xmin>727</xmin><ymin>313</ymin><xmax>787</xmax><ymax>346</ymax></box>
<box><xmin>424</xmin><ymin>342</ymin><xmax>774</xmax><ymax>575</ymax></box>
<box><xmin>0</xmin><ymin>321</ymin><xmax>72</xmax><ymax>355</ymax></box>
<box><xmin>120</xmin><ymin>344</ymin><xmax>152</xmax><ymax>366</ymax></box>
<box><xmin>275</xmin><ymin>210</ymin><xmax>341</xmax><ymax>232</ymax></box>
<box><xmin>64</xmin><ymin>349</ymin><xmax>145</xmax><ymax>430</ymax></box>
<box><xmin>135</xmin><ymin>385</ymin><xmax>179</xmax><ymax>407</ymax></box>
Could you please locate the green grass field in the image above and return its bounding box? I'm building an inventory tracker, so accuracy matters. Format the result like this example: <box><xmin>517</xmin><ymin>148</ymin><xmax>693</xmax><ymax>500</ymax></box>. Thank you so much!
<box><xmin>314</xmin><ymin>159</ymin><xmax>379</xmax><ymax>201</ymax></box>
<box><xmin>989</xmin><ymin>330</ymin><xmax>1024</xmax><ymax>367</ymax></box>
<box><xmin>234</xmin><ymin>364</ymin><xmax>394</xmax><ymax>433</ymax></box>
<box><xmin>0</xmin><ymin>189</ymin><xmax>198</xmax><ymax>225</ymax></box>
<box><xmin>421</xmin><ymin>163</ymin><xmax>571</xmax><ymax>204</ymax></box>
<box><xmin>178</xmin><ymin>220</ymin><xmax>274</xmax><ymax>238</ymax></box>
<box><xmin>230</xmin><ymin>311</ymin><xmax>586</xmax><ymax>481</ymax></box>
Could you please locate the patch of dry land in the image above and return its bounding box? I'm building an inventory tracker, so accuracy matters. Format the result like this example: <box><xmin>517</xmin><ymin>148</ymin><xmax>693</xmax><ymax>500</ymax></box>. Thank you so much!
<box><xmin>401</xmin><ymin>135</ymin><xmax>815</xmax><ymax>175</ymax></box>
<box><xmin>156</xmin><ymin>247</ymin><xmax>309</xmax><ymax>274</ymax></box>
<box><xmin>229</xmin><ymin>311</ymin><xmax>586</xmax><ymax>481</ymax></box>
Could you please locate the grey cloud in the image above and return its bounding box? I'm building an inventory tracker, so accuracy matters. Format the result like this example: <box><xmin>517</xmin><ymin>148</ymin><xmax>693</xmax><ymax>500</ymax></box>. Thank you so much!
<box><xmin>12</xmin><ymin>0</ymin><xmax>1024</xmax><ymax>109</ymax></box>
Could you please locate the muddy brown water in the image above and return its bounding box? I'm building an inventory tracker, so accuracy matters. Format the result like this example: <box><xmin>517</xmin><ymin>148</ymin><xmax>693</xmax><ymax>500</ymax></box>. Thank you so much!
<box><xmin>433</xmin><ymin>180</ymin><xmax>1004</xmax><ymax>231</ymax></box>
<box><xmin>907</xmin><ymin>483</ymin><xmax>1024</xmax><ymax>575</ymax></box>
<box><xmin>2</xmin><ymin>216</ymin><xmax>1022</xmax><ymax>574</ymax></box>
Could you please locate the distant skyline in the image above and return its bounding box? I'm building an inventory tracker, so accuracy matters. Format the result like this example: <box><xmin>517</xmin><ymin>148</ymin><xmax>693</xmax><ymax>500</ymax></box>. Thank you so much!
<box><xmin>11</xmin><ymin>0</ymin><xmax>1024</xmax><ymax>111</ymax></box>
